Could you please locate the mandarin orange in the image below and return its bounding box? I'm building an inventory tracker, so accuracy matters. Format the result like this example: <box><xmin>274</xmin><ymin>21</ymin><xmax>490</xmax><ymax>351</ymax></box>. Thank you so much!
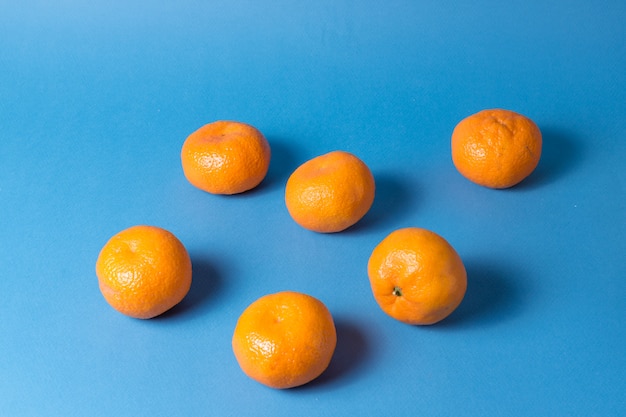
<box><xmin>96</xmin><ymin>225</ymin><xmax>192</xmax><ymax>319</ymax></box>
<box><xmin>181</xmin><ymin>120</ymin><xmax>271</xmax><ymax>194</ymax></box>
<box><xmin>451</xmin><ymin>108</ymin><xmax>542</xmax><ymax>188</ymax></box>
<box><xmin>368</xmin><ymin>227</ymin><xmax>467</xmax><ymax>325</ymax></box>
<box><xmin>284</xmin><ymin>150</ymin><xmax>375</xmax><ymax>233</ymax></box>
<box><xmin>232</xmin><ymin>291</ymin><xmax>337</xmax><ymax>389</ymax></box>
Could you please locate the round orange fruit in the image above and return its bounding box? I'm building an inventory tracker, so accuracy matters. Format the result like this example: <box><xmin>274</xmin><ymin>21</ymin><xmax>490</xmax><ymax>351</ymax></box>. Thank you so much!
<box><xmin>232</xmin><ymin>291</ymin><xmax>337</xmax><ymax>389</ymax></box>
<box><xmin>368</xmin><ymin>227</ymin><xmax>467</xmax><ymax>325</ymax></box>
<box><xmin>181</xmin><ymin>120</ymin><xmax>271</xmax><ymax>194</ymax></box>
<box><xmin>284</xmin><ymin>150</ymin><xmax>375</xmax><ymax>233</ymax></box>
<box><xmin>95</xmin><ymin>225</ymin><xmax>192</xmax><ymax>319</ymax></box>
<box><xmin>451</xmin><ymin>108</ymin><xmax>542</xmax><ymax>188</ymax></box>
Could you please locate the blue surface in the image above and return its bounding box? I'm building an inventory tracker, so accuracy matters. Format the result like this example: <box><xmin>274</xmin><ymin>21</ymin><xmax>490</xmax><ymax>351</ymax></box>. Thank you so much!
<box><xmin>1</xmin><ymin>1</ymin><xmax>625</xmax><ymax>416</ymax></box>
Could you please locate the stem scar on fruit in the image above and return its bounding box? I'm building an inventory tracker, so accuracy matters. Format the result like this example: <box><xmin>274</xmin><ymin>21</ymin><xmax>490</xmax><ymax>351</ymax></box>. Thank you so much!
<box><xmin>392</xmin><ymin>286</ymin><xmax>402</xmax><ymax>297</ymax></box>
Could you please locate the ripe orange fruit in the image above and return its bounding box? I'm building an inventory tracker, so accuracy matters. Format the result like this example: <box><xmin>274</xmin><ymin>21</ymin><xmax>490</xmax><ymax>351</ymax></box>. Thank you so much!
<box><xmin>368</xmin><ymin>227</ymin><xmax>467</xmax><ymax>325</ymax></box>
<box><xmin>181</xmin><ymin>120</ymin><xmax>271</xmax><ymax>194</ymax></box>
<box><xmin>284</xmin><ymin>150</ymin><xmax>375</xmax><ymax>233</ymax></box>
<box><xmin>232</xmin><ymin>291</ymin><xmax>337</xmax><ymax>389</ymax></box>
<box><xmin>95</xmin><ymin>225</ymin><xmax>192</xmax><ymax>319</ymax></box>
<box><xmin>451</xmin><ymin>108</ymin><xmax>542</xmax><ymax>188</ymax></box>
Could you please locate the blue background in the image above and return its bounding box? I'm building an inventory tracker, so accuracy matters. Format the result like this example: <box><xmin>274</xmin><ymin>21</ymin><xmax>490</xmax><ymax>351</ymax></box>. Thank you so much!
<box><xmin>1</xmin><ymin>1</ymin><xmax>625</xmax><ymax>416</ymax></box>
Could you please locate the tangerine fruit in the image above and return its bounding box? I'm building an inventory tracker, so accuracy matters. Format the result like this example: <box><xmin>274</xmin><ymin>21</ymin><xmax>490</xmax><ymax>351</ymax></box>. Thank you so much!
<box><xmin>232</xmin><ymin>291</ymin><xmax>337</xmax><ymax>389</ymax></box>
<box><xmin>95</xmin><ymin>225</ymin><xmax>192</xmax><ymax>319</ymax></box>
<box><xmin>181</xmin><ymin>120</ymin><xmax>271</xmax><ymax>194</ymax></box>
<box><xmin>451</xmin><ymin>108</ymin><xmax>542</xmax><ymax>188</ymax></box>
<box><xmin>285</xmin><ymin>150</ymin><xmax>375</xmax><ymax>233</ymax></box>
<box><xmin>368</xmin><ymin>227</ymin><xmax>467</xmax><ymax>325</ymax></box>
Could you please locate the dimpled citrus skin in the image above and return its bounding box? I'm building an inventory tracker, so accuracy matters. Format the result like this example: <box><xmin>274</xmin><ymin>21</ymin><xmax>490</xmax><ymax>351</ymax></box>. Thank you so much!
<box><xmin>368</xmin><ymin>228</ymin><xmax>467</xmax><ymax>325</ymax></box>
<box><xmin>232</xmin><ymin>291</ymin><xmax>337</xmax><ymax>389</ymax></box>
<box><xmin>451</xmin><ymin>108</ymin><xmax>542</xmax><ymax>188</ymax></box>
<box><xmin>95</xmin><ymin>225</ymin><xmax>192</xmax><ymax>319</ymax></box>
<box><xmin>285</xmin><ymin>150</ymin><xmax>375</xmax><ymax>233</ymax></box>
<box><xmin>181</xmin><ymin>120</ymin><xmax>271</xmax><ymax>195</ymax></box>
